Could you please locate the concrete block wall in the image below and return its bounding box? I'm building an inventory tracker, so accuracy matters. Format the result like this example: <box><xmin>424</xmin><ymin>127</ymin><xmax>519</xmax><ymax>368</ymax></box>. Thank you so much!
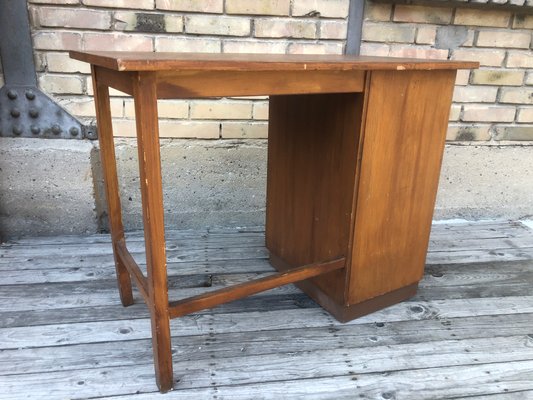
<box><xmin>1</xmin><ymin>0</ymin><xmax>532</xmax><ymax>239</ymax></box>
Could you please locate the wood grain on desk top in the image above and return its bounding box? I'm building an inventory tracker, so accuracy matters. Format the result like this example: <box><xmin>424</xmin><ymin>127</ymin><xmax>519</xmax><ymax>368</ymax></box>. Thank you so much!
<box><xmin>70</xmin><ymin>51</ymin><xmax>478</xmax><ymax>72</ymax></box>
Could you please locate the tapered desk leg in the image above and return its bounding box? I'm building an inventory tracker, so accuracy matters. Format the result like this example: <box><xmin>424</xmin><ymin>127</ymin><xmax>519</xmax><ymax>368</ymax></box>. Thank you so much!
<box><xmin>133</xmin><ymin>72</ymin><xmax>174</xmax><ymax>392</ymax></box>
<box><xmin>92</xmin><ymin>66</ymin><xmax>134</xmax><ymax>307</ymax></box>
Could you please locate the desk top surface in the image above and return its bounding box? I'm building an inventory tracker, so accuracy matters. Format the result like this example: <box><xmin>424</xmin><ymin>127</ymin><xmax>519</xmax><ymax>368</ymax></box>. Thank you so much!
<box><xmin>70</xmin><ymin>51</ymin><xmax>478</xmax><ymax>72</ymax></box>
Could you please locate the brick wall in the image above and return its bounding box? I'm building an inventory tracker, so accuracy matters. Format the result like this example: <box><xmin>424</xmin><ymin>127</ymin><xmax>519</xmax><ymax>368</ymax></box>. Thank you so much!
<box><xmin>362</xmin><ymin>2</ymin><xmax>533</xmax><ymax>142</ymax></box>
<box><xmin>1</xmin><ymin>1</ymin><xmax>531</xmax><ymax>143</ymax></box>
<box><xmin>20</xmin><ymin>0</ymin><xmax>349</xmax><ymax>139</ymax></box>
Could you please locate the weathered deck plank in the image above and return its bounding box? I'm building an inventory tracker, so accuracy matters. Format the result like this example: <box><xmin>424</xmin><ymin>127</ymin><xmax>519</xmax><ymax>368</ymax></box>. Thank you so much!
<box><xmin>1</xmin><ymin>259</ymin><xmax>533</xmax><ymax>315</ymax></box>
<box><xmin>2</xmin><ymin>359</ymin><xmax>533</xmax><ymax>400</ymax></box>
<box><xmin>2</xmin><ymin>314</ymin><xmax>533</xmax><ymax>376</ymax></box>
<box><xmin>0</xmin><ymin>221</ymin><xmax>532</xmax><ymax>399</ymax></box>
<box><xmin>91</xmin><ymin>361</ymin><xmax>533</xmax><ymax>400</ymax></box>
<box><xmin>2</xmin><ymin>296</ymin><xmax>533</xmax><ymax>351</ymax></box>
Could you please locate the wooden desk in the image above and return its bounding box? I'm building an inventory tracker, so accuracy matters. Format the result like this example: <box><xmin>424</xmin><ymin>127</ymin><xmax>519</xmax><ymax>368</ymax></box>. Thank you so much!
<box><xmin>70</xmin><ymin>51</ymin><xmax>478</xmax><ymax>392</ymax></box>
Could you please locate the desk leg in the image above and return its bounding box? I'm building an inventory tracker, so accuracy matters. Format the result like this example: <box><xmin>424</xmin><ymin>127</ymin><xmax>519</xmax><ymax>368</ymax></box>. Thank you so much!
<box><xmin>132</xmin><ymin>72</ymin><xmax>173</xmax><ymax>392</ymax></box>
<box><xmin>92</xmin><ymin>67</ymin><xmax>133</xmax><ymax>306</ymax></box>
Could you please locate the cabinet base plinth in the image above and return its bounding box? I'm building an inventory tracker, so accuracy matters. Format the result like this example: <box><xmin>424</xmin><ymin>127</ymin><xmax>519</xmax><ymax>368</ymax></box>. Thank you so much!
<box><xmin>269</xmin><ymin>254</ymin><xmax>418</xmax><ymax>323</ymax></box>
<box><xmin>299</xmin><ymin>280</ymin><xmax>418</xmax><ymax>323</ymax></box>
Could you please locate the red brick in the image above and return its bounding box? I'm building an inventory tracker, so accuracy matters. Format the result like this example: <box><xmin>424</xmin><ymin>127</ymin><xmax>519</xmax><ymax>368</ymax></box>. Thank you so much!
<box><xmin>452</xmin><ymin>86</ymin><xmax>498</xmax><ymax>103</ymax></box>
<box><xmin>185</xmin><ymin>15</ymin><xmax>250</xmax><ymax>36</ymax></box>
<box><xmin>33</xmin><ymin>31</ymin><xmax>82</xmax><ymax>50</ymax></box>
<box><xmin>155</xmin><ymin>37</ymin><xmax>221</xmax><ymax>52</ymax></box>
<box><xmin>362</xmin><ymin>23</ymin><xmax>415</xmax><ymax>43</ymax></box>
<box><xmin>446</xmin><ymin>124</ymin><xmax>491</xmax><ymax>141</ymax></box>
<box><xmin>33</xmin><ymin>7</ymin><xmax>111</xmax><ymax>30</ymax></box>
<box><xmin>477</xmin><ymin>30</ymin><xmax>530</xmax><ymax>48</ymax></box>
<box><xmin>388</xmin><ymin>45</ymin><xmax>448</xmax><ymax>60</ymax></box>
<box><xmin>82</xmin><ymin>0</ymin><xmax>154</xmax><ymax>9</ymax></box>
<box><xmin>38</xmin><ymin>74</ymin><xmax>84</xmax><ymax>95</ymax></box>
<box><xmin>359</xmin><ymin>43</ymin><xmax>389</xmax><ymax>57</ymax></box>
<box><xmin>394</xmin><ymin>5</ymin><xmax>452</xmax><ymax>24</ymax></box>
<box><xmin>319</xmin><ymin>21</ymin><xmax>347</xmax><ymax>39</ymax></box>
<box><xmin>287</xmin><ymin>42</ymin><xmax>343</xmax><ymax>54</ymax></box>
<box><xmin>226</xmin><ymin>0</ymin><xmax>290</xmax><ymax>16</ymax></box>
<box><xmin>46</xmin><ymin>52</ymin><xmax>91</xmax><ymax>74</ymax></box>
<box><xmin>156</xmin><ymin>0</ymin><xmax>222</xmax><ymax>13</ymax></box>
<box><xmin>462</xmin><ymin>105</ymin><xmax>516</xmax><ymax>122</ymax></box>
<box><xmin>83</xmin><ymin>33</ymin><xmax>153</xmax><ymax>51</ymax></box>
<box><xmin>455</xmin><ymin>9</ymin><xmax>511</xmax><ymax>27</ymax></box>
<box><xmin>451</xmin><ymin>49</ymin><xmax>505</xmax><ymax>67</ymax></box>
<box><xmin>292</xmin><ymin>0</ymin><xmax>349</xmax><ymax>18</ymax></box>
<box><xmin>255</xmin><ymin>18</ymin><xmax>317</xmax><ymax>39</ymax></box>
<box><xmin>223</xmin><ymin>40</ymin><xmax>286</xmax><ymax>54</ymax></box>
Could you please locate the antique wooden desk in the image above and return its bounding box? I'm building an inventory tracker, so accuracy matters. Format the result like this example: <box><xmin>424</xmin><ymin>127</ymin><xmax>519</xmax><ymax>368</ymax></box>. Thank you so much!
<box><xmin>70</xmin><ymin>51</ymin><xmax>477</xmax><ymax>392</ymax></box>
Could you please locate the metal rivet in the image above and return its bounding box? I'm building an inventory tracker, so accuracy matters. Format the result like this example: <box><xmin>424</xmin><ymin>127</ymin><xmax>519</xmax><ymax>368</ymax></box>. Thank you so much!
<box><xmin>11</xmin><ymin>108</ymin><xmax>21</xmax><ymax>118</ymax></box>
<box><xmin>12</xmin><ymin>126</ymin><xmax>23</xmax><ymax>135</ymax></box>
<box><xmin>51</xmin><ymin>124</ymin><xmax>61</xmax><ymax>135</ymax></box>
<box><xmin>7</xmin><ymin>90</ymin><xmax>18</xmax><ymax>100</ymax></box>
<box><xmin>29</xmin><ymin>108</ymin><xmax>39</xmax><ymax>118</ymax></box>
<box><xmin>30</xmin><ymin>125</ymin><xmax>41</xmax><ymax>135</ymax></box>
<box><xmin>25</xmin><ymin>90</ymin><xmax>36</xmax><ymax>100</ymax></box>
<box><xmin>69</xmin><ymin>127</ymin><xmax>79</xmax><ymax>136</ymax></box>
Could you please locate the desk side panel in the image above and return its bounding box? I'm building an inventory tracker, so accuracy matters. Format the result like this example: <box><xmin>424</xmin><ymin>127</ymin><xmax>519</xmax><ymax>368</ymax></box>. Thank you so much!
<box><xmin>266</xmin><ymin>93</ymin><xmax>362</xmax><ymax>304</ymax></box>
<box><xmin>347</xmin><ymin>69</ymin><xmax>457</xmax><ymax>305</ymax></box>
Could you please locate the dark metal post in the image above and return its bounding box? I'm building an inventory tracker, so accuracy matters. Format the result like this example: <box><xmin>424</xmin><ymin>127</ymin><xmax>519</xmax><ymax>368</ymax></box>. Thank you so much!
<box><xmin>0</xmin><ymin>0</ymin><xmax>38</xmax><ymax>86</ymax></box>
<box><xmin>346</xmin><ymin>0</ymin><xmax>365</xmax><ymax>55</ymax></box>
<box><xmin>0</xmin><ymin>0</ymin><xmax>95</xmax><ymax>139</ymax></box>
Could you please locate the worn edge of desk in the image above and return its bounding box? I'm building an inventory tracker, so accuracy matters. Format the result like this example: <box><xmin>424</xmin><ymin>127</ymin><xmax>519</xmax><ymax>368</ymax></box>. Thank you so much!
<box><xmin>69</xmin><ymin>51</ymin><xmax>479</xmax><ymax>72</ymax></box>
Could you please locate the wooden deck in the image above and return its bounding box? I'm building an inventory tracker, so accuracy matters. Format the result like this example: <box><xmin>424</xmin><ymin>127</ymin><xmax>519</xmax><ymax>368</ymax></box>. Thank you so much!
<box><xmin>1</xmin><ymin>220</ymin><xmax>533</xmax><ymax>399</ymax></box>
